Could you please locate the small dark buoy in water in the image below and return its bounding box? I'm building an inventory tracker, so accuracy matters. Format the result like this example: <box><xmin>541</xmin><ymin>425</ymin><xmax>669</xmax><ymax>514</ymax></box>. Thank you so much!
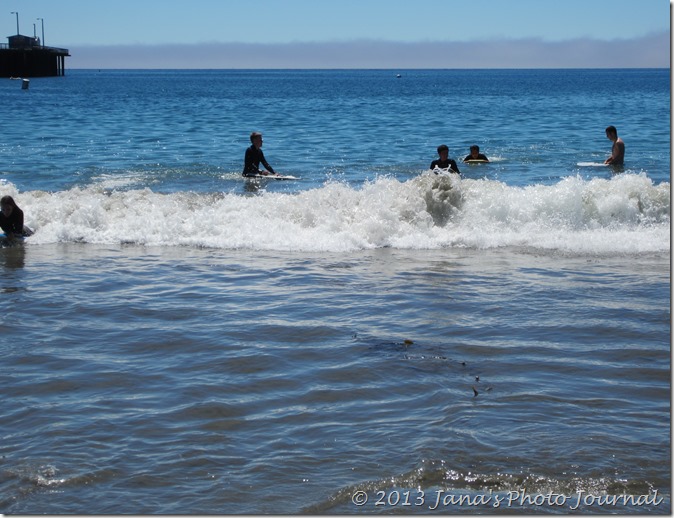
<box><xmin>21</xmin><ymin>79</ymin><xmax>29</xmax><ymax>90</ymax></box>
<box><xmin>396</xmin><ymin>74</ymin><xmax>401</xmax><ymax>78</ymax></box>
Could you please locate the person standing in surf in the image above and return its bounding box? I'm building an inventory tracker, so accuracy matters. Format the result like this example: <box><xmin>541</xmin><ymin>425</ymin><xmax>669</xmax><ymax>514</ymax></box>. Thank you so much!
<box><xmin>430</xmin><ymin>144</ymin><xmax>461</xmax><ymax>174</ymax></box>
<box><xmin>604</xmin><ymin>125</ymin><xmax>625</xmax><ymax>166</ymax></box>
<box><xmin>243</xmin><ymin>132</ymin><xmax>277</xmax><ymax>177</ymax></box>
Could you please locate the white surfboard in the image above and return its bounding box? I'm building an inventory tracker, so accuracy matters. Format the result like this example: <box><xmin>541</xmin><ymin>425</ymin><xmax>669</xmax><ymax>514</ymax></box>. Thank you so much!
<box><xmin>244</xmin><ymin>174</ymin><xmax>299</xmax><ymax>180</ymax></box>
<box><xmin>432</xmin><ymin>167</ymin><xmax>460</xmax><ymax>176</ymax></box>
<box><xmin>577</xmin><ymin>162</ymin><xmax>607</xmax><ymax>167</ymax></box>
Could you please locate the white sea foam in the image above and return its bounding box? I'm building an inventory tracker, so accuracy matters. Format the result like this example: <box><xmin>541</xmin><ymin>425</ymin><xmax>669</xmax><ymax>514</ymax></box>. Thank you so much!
<box><xmin>8</xmin><ymin>172</ymin><xmax>670</xmax><ymax>255</ymax></box>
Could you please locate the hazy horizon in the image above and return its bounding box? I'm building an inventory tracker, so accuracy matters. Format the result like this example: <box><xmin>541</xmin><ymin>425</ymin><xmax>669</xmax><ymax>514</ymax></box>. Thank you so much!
<box><xmin>65</xmin><ymin>31</ymin><xmax>669</xmax><ymax>69</ymax></box>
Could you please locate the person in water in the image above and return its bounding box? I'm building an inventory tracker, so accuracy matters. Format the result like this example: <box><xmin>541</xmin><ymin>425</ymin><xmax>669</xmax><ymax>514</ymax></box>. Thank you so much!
<box><xmin>463</xmin><ymin>145</ymin><xmax>489</xmax><ymax>162</ymax></box>
<box><xmin>0</xmin><ymin>195</ymin><xmax>31</xmax><ymax>240</ymax></box>
<box><xmin>243</xmin><ymin>132</ymin><xmax>277</xmax><ymax>177</ymax></box>
<box><xmin>604</xmin><ymin>125</ymin><xmax>625</xmax><ymax>166</ymax></box>
<box><xmin>430</xmin><ymin>145</ymin><xmax>460</xmax><ymax>174</ymax></box>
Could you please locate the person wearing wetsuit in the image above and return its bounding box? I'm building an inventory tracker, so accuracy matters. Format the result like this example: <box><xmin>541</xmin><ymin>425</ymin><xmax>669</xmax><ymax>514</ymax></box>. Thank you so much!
<box><xmin>243</xmin><ymin>132</ymin><xmax>276</xmax><ymax>177</ymax></box>
<box><xmin>0</xmin><ymin>195</ymin><xmax>29</xmax><ymax>239</ymax></box>
<box><xmin>464</xmin><ymin>145</ymin><xmax>489</xmax><ymax>162</ymax></box>
<box><xmin>430</xmin><ymin>144</ymin><xmax>460</xmax><ymax>174</ymax></box>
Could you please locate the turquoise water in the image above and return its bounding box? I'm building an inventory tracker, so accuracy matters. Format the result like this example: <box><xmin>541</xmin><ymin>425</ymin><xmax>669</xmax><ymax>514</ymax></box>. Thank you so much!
<box><xmin>0</xmin><ymin>69</ymin><xmax>670</xmax><ymax>514</ymax></box>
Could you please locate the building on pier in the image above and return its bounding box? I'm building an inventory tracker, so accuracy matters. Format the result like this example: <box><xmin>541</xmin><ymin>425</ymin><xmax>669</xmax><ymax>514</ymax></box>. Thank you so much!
<box><xmin>0</xmin><ymin>34</ymin><xmax>70</xmax><ymax>77</ymax></box>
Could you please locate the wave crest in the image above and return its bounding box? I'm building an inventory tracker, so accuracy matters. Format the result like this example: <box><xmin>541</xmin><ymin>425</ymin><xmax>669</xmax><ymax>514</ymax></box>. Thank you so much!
<box><xmin>8</xmin><ymin>172</ymin><xmax>670</xmax><ymax>255</ymax></box>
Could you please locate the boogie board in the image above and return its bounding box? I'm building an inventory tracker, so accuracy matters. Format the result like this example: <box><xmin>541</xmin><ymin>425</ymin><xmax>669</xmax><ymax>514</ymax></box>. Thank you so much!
<box><xmin>244</xmin><ymin>174</ymin><xmax>299</xmax><ymax>180</ymax></box>
<box><xmin>464</xmin><ymin>159</ymin><xmax>489</xmax><ymax>164</ymax></box>
<box><xmin>0</xmin><ymin>227</ymin><xmax>32</xmax><ymax>245</ymax></box>
<box><xmin>0</xmin><ymin>233</ymin><xmax>24</xmax><ymax>246</ymax></box>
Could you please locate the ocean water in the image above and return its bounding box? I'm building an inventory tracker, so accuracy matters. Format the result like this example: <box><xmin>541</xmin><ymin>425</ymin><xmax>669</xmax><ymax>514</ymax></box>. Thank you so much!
<box><xmin>0</xmin><ymin>69</ymin><xmax>670</xmax><ymax>514</ymax></box>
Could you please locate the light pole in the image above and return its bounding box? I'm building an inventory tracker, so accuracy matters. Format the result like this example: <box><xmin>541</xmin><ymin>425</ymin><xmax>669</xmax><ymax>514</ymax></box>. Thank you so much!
<box><xmin>37</xmin><ymin>17</ymin><xmax>44</xmax><ymax>46</ymax></box>
<box><xmin>10</xmin><ymin>11</ymin><xmax>19</xmax><ymax>35</ymax></box>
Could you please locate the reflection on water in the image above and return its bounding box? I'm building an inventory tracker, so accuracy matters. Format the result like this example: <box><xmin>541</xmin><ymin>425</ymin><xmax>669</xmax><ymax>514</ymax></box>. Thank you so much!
<box><xmin>0</xmin><ymin>244</ymin><xmax>26</xmax><ymax>269</ymax></box>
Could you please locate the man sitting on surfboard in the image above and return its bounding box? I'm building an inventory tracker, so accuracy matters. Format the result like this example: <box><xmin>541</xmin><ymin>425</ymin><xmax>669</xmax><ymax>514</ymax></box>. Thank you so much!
<box><xmin>243</xmin><ymin>132</ymin><xmax>278</xmax><ymax>177</ymax></box>
<box><xmin>430</xmin><ymin>144</ymin><xmax>460</xmax><ymax>174</ymax></box>
<box><xmin>463</xmin><ymin>145</ymin><xmax>489</xmax><ymax>163</ymax></box>
<box><xmin>604</xmin><ymin>125</ymin><xmax>625</xmax><ymax>166</ymax></box>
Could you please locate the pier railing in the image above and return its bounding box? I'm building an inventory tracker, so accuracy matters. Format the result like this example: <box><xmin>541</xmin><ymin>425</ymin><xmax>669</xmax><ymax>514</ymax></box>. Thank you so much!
<box><xmin>0</xmin><ymin>43</ymin><xmax>69</xmax><ymax>54</ymax></box>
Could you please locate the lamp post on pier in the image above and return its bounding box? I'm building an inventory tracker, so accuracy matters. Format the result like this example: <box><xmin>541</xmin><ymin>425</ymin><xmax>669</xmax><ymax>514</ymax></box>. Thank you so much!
<box><xmin>37</xmin><ymin>17</ymin><xmax>45</xmax><ymax>46</ymax></box>
<box><xmin>10</xmin><ymin>11</ymin><xmax>19</xmax><ymax>35</ymax></box>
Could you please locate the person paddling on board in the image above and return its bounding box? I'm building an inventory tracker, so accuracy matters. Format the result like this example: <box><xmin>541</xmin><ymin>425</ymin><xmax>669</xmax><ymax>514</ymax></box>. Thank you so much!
<box><xmin>430</xmin><ymin>144</ymin><xmax>460</xmax><ymax>174</ymax></box>
<box><xmin>243</xmin><ymin>132</ymin><xmax>278</xmax><ymax>177</ymax></box>
<box><xmin>463</xmin><ymin>145</ymin><xmax>489</xmax><ymax>163</ymax></box>
<box><xmin>0</xmin><ymin>195</ymin><xmax>32</xmax><ymax>241</ymax></box>
<box><xmin>604</xmin><ymin>125</ymin><xmax>625</xmax><ymax>166</ymax></box>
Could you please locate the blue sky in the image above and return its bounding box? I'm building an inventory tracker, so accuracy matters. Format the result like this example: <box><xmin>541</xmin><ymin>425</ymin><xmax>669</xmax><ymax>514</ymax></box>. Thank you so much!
<box><xmin>2</xmin><ymin>0</ymin><xmax>670</xmax><ymax>68</ymax></box>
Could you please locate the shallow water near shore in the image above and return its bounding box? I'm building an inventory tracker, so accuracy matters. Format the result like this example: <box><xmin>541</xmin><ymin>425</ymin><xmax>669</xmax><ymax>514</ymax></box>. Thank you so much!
<box><xmin>1</xmin><ymin>243</ymin><xmax>670</xmax><ymax>514</ymax></box>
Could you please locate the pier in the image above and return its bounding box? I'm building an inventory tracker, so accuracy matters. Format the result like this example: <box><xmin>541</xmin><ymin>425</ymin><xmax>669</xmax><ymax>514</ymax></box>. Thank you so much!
<box><xmin>0</xmin><ymin>34</ymin><xmax>69</xmax><ymax>78</ymax></box>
